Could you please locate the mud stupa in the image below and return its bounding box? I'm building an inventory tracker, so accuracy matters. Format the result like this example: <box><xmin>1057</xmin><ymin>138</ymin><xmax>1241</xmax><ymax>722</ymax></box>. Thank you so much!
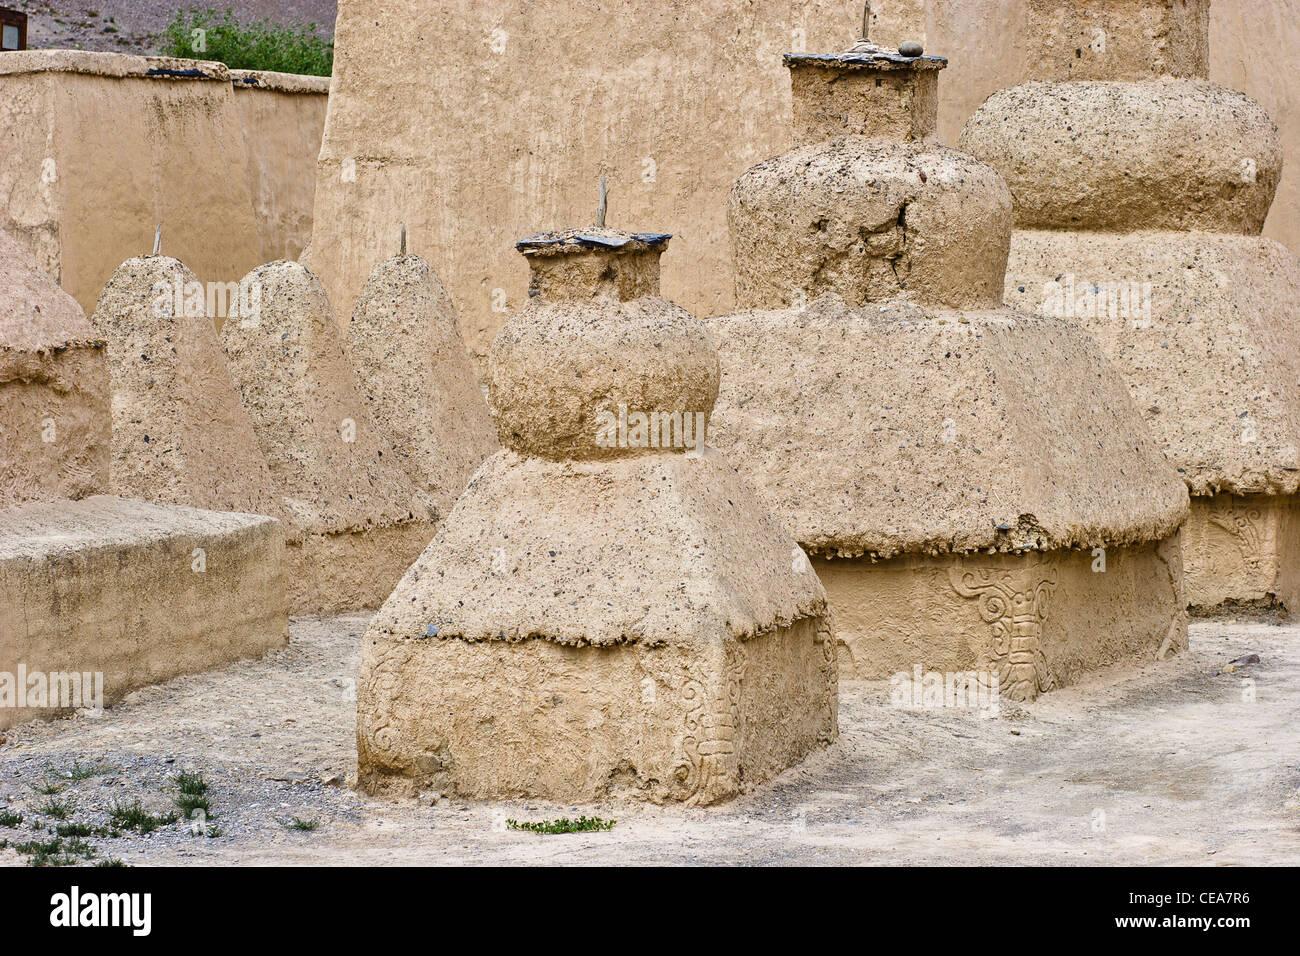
<box><xmin>0</xmin><ymin>228</ymin><xmax>109</xmax><ymax>507</ymax></box>
<box><xmin>220</xmin><ymin>260</ymin><xmax>435</xmax><ymax>614</ymax></box>
<box><xmin>357</xmin><ymin>206</ymin><xmax>837</xmax><ymax>805</ymax></box>
<box><xmin>961</xmin><ymin>0</ymin><xmax>1300</xmax><ymax>616</ymax></box>
<box><xmin>347</xmin><ymin>231</ymin><xmax>497</xmax><ymax>517</ymax></box>
<box><xmin>89</xmin><ymin>251</ymin><xmax>285</xmax><ymax>522</ymax></box>
<box><xmin>706</xmin><ymin>10</ymin><xmax>1190</xmax><ymax>699</ymax></box>
<box><xmin>1</xmin><ymin>228</ymin><xmax>287</xmax><ymax>730</ymax></box>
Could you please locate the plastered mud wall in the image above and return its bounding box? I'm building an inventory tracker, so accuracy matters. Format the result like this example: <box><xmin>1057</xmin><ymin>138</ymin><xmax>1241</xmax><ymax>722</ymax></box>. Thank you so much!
<box><xmin>311</xmin><ymin>0</ymin><xmax>1300</xmax><ymax>364</ymax></box>
<box><xmin>231</xmin><ymin>69</ymin><xmax>331</xmax><ymax>264</ymax></box>
<box><xmin>0</xmin><ymin>52</ymin><xmax>327</xmax><ymax>317</ymax></box>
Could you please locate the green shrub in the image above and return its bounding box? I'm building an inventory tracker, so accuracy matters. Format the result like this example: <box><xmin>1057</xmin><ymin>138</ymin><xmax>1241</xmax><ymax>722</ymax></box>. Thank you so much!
<box><xmin>108</xmin><ymin>799</ymin><xmax>177</xmax><ymax>835</ymax></box>
<box><xmin>506</xmin><ymin>816</ymin><xmax>616</xmax><ymax>835</ymax></box>
<box><xmin>158</xmin><ymin>7</ymin><xmax>333</xmax><ymax>77</ymax></box>
<box><xmin>10</xmin><ymin>835</ymin><xmax>97</xmax><ymax>867</ymax></box>
<box><xmin>172</xmin><ymin>770</ymin><xmax>215</xmax><ymax>818</ymax></box>
<box><xmin>36</xmin><ymin>798</ymin><xmax>75</xmax><ymax>820</ymax></box>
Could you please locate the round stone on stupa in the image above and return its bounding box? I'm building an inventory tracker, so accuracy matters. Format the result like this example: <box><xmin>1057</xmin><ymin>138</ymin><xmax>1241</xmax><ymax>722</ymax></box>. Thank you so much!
<box><xmin>356</xmin><ymin>215</ymin><xmax>836</xmax><ymax>805</ymax></box>
<box><xmin>961</xmin><ymin>0</ymin><xmax>1300</xmax><ymax>616</ymax></box>
<box><xmin>707</xmin><ymin>13</ymin><xmax>1190</xmax><ymax>700</ymax></box>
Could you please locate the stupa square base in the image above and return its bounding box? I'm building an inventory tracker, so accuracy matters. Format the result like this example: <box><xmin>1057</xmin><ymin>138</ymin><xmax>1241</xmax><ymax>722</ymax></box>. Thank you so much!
<box><xmin>285</xmin><ymin>519</ymin><xmax>435</xmax><ymax>615</ymax></box>
<box><xmin>1184</xmin><ymin>493</ymin><xmax>1300</xmax><ymax>616</ymax></box>
<box><xmin>0</xmin><ymin>495</ymin><xmax>287</xmax><ymax>730</ymax></box>
<box><xmin>357</xmin><ymin>617</ymin><xmax>837</xmax><ymax>806</ymax></box>
<box><xmin>817</xmin><ymin>535</ymin><xmax>1186</xmax><ymax>700</ymax></box>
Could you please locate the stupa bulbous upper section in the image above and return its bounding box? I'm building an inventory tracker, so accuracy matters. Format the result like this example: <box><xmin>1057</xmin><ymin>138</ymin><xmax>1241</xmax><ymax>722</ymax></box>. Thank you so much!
<box><xmin>730</xmin><ymin>34</ymin><xmax>1012</xmax><ymax>311</ymax></box>
<box><xmin>960</xmin><ymin>81</ymin><xmax>1281</xmax><ymax>234</ymax></box>
<box><xmin>960</xmin><ymin>0</ymin><xmax>1280</xmax><ymax>235</ymax></box>
<box><xmin>490</xmin><ymin>230</ymin><xmax>720</xmax><ymax>461</ymax></box>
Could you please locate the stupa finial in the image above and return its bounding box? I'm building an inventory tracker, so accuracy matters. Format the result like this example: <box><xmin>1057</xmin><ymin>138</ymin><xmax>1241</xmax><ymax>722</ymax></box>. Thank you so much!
<box><xmin>595</xmin><ymin>174</ymin><xmax>608</xmax><ymax>228</ymax></box>
<box><xmin>847</xmin><ymin>2</ymin><xmax>881</xmax><ymax>54</ymax></box>
<box><xmin>782</xmin><ymin>2</ymin><xmax>945</xmax><ymax>146</ymax></box>
<box><xmin>399</xmin><ymin>222</ymin><xmax>407</xmax><ymax>256</ymax></box>
<box><xmin>152</xmin><ymin>222</ymin><xmax>162</xmax><ymax>257</ymax></box>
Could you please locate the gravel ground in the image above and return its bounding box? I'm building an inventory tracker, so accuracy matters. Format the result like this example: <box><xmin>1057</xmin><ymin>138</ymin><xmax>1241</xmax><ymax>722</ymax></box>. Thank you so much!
<box><xmin>5</xmin><ymin>0</ymin><xmax>337</xmax><ymax>54</ymax></box>
<box><xmin>1</xmin><ymin>613</ymin><xmax>1298</xmax><ymax>866</ymax></box>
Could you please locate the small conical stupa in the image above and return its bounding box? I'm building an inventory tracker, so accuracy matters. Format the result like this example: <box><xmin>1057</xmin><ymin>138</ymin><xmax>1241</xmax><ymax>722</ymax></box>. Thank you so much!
<box><xmin>89</xmin><ymin>252</ymin><xmax>285</xmax><ymax>522</ymax></box>
<box><xmin>357</xmin><ymin>195</ymin><xmax>836</xmax><ymax>805</ymax></box>
<box><xmin>220</xmin><ymin>260</ymin><xmax>435</xmax><ymax>614</ymax></box>
<box><xmin>961</xmin><ymin>0</ymin><xmax>1300</xmax><ymax>616</ymax></box>
<box><xmin>347</xmin><ymin>228</ymin><xmax>497</xmax><ymax>517</ymax></box>
<box><xmin>707</xmin><ymin>7</ymin><xmax>1190</xmax><ymax>700</ymax></box>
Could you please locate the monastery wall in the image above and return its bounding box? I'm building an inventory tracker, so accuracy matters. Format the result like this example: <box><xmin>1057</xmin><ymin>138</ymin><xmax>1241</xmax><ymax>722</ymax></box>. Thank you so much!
<box><xmin>0</xmin><ymin>52</ymin><xmax>327</xmax><ymax>317</ymax></box>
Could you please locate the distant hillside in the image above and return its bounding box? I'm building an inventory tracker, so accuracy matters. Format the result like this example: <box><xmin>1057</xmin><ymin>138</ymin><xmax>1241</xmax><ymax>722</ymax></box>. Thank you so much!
<box><xmin>5</xmin><ymin>0</ymin><xmax>337</xmax><ymax>55</ymax></box>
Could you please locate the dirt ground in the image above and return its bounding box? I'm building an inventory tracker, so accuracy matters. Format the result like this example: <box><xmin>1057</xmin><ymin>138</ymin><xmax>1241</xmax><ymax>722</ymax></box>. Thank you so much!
<box><xmin>6</xmin><ymin>0</ymin><xmax>337</xmax><ymax>53</ymax></box>
<box><xmin>2</xmin><ymin>612</ymin><xmax>1298</xmax><ymax>866</ymax></box>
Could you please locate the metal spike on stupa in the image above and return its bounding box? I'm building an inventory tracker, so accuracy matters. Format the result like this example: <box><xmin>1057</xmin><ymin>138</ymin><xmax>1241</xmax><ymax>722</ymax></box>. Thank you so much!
<box><xmin>961</xmin><ymin>0</ymin><xmax>1300</xmax><ymax>616</ymax></box>
<box><xmin>706</xmin><ymin>7</ymin><xmax>1191</xmax><ymax>700</ymax></box>
<box><xmin>356</xmin><ymin>193</ymin><xmax>837</xmax><ymax>805</ymax></box>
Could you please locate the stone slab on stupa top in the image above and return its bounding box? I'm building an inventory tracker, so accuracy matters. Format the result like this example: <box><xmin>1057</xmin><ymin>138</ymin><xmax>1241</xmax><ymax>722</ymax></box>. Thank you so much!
<box><xmin>515</xmin><ymin>227</ymin><xmax>673</xmax><ymax>253</ymax></box>
<box><xmin>90</xmin><ymin>254</ymin><xmax>287</xmax><ymax>523</ymax></box>
<box><xmin>357</xmin><ymin>216</ymin><xmax>837</xmax><ymax>804</ymax></box>
<box><xmin>514</xmin><ymin>227</ymin><xmax>675</xmax><ymax>305</ymax></box>
<box><xmin>783</xmin><ymin>22</ymin><xmax>946</xmax><ymax>146</ymax></box>
<box><xmin>348</xmin><ymin>247</ymin><xmax>497</xmax><ymax>517</ymax></box>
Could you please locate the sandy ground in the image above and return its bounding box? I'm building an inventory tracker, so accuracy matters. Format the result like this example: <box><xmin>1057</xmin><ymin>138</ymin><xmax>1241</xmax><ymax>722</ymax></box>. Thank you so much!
<box><xmin>1</xmin><ymin>613</ymin><xmax>1298</xmax><ymax>866</ymax></box>
<box><xmin>6</xmin><ymin>0</ymin><xmax>337</xmax><ymax>53</ymax></box>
